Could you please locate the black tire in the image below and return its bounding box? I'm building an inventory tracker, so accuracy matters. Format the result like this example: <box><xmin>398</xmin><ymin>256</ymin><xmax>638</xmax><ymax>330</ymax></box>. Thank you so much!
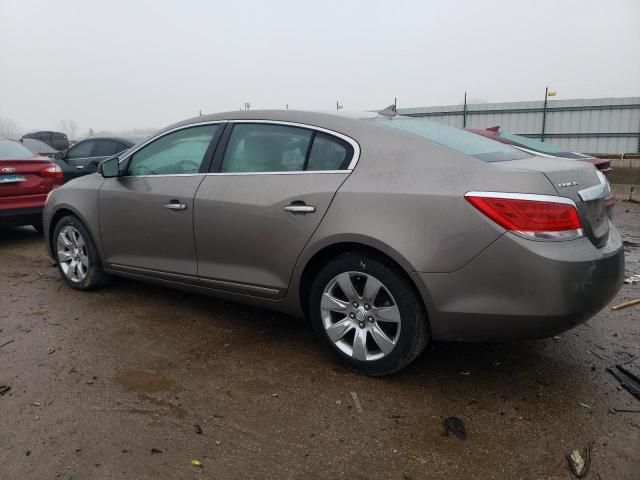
<box><xmin>52</xmin><ymin>215</ymin><xmax>111</xmax><ymax>290</ymax></box>
<box><xmin>309</xmin><ymin>252</ymin><xmax>429</xmax><ymax>376</ymax></box>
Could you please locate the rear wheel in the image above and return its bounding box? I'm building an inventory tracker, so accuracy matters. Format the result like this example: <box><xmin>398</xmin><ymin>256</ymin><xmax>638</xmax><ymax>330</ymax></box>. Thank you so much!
<box><xmin>53</xmin><ymin>215</ymin><xmax>111</xmax><ymax>290</ymax></box>
<box><xmin>309</xmin><ymin>252</ymin><xmax>429</xmax><ymax>376</ymax></box>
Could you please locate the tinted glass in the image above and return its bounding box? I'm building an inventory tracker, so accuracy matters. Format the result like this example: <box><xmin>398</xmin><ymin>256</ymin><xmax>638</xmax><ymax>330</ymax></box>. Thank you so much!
<box><xmin>92</xmin><ymin>140</ymin><xmax>124</xmax><ymax>157</ymax></box>
<box><xmin>497</xmin><ymin>132</ymin><xmax>572</xmax><ymax>155</ymax></box>
<box><xmin>369</xmin><ymin>117</ymin><xmax>530</xmax><ymax>162</ymax></box>
<box><xmin>128</xmin><ymin>125</ymin><xmax>218</xmax><ymax>176</ymax></box>
<box><xmin>222</xmin><ymin>124</ymin><xmax>312</xmax><ymax>173</ymax></box>
<box><xmin>66</xmin><ymin>140</ymin><xmax>96</xmax><ymax>159</ymax></box>
<box><xmin>307</xmin><ymin>133</ymin><xmax>349</xmax><ymax>170</ymax></box>
<box><xmin>0</xmin><ymin>139</ymin><xmax>37</xmax><ymax>159</ymax></box>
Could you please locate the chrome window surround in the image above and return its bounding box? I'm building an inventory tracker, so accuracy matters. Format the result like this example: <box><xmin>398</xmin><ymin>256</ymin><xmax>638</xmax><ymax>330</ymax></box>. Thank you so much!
<box><xmin>118</xmin><ymin>119</ymin><xmax>361</xmax><ymax>177</ymax></box>
<box><xmin>464</xmin><ymin>191</ymin><xmax>584</xmax><ymax>242</ymax></box>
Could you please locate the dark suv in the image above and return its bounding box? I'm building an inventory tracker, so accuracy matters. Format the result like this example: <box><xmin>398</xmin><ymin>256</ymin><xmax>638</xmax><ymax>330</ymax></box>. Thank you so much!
<box><xmin>22</xmin><ymin>131</ymin><xmax>69</xmax><ymax>151</ymax></box>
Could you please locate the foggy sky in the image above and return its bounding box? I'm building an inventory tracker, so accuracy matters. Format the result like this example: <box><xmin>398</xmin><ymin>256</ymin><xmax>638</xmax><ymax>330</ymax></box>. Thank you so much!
<box><xmin>1</xmin><ymin>0</ymin><xmax>639</xmax><ymax>135</ymax></box>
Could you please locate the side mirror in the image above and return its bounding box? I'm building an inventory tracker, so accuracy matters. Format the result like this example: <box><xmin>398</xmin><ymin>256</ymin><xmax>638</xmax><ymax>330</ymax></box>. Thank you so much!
<box><xmin>53</xmin><ymin>151</ymin><xmax>65</xmax><ymax>160</ymax></box>
<box><xmin>99</xmin><ymin>157</ymin><xmax>121</xmax><ymax>178</ymax></box>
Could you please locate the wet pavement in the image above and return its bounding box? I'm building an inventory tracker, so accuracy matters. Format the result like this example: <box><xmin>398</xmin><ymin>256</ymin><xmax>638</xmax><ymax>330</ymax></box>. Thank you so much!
<box><xmin>1</xmin><ymin>203</ymin><xmax>639</xmax><ymax>480</ymax></box>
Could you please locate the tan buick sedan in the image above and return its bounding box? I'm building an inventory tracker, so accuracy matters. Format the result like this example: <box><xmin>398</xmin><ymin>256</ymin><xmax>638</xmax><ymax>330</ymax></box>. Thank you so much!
<box><xmin>43</xmin><ymin>110</ymin><xmax>624</xmax><ymax>375</ymax></box>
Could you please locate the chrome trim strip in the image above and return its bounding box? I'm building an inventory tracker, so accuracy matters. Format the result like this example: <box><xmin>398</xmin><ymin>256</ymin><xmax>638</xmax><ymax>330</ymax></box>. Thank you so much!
<box><xmin>118</xmin><ymin>119</ymin><xmax>361</xmax><ymax>174</ymax></box>
<box><xmin>464</xmin><ymin>191</ymin><xmax>578</xmax><ymax>207</ymax></box>
<box><xmin>578</xmin><ymin>171</ymin><xmax>610</xmax><ymax>202</ymax></box>
<box><xmin>118</xmin><ymin>170</ymin><xmax>351</xmax><ymax>178</ymax></box>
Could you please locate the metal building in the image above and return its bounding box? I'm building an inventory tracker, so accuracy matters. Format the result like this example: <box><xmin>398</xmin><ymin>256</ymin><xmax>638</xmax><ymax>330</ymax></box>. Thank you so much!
<box><xmin>398</xmin><ymin>97</ymin><xmax>640</xmax><ymax>155</ymax></box>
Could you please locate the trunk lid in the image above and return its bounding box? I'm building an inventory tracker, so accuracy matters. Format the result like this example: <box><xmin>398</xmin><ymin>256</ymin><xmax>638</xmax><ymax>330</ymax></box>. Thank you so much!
<box><xmin>492</xmin><ymin>157</ymin><xmax>610</xmax><ymax>247</ymax></box>
<box><xmin>0</xmin><ymin>158</ymin><xmax>56</xmax><ymax>198</ymax></box>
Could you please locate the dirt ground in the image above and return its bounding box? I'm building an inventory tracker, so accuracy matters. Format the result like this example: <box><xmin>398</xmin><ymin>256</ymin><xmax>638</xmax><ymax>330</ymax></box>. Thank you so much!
<box><xmin>1</xmin><ymin>203</ymin><xmax>639</xmax><ymax>480</ymax></box>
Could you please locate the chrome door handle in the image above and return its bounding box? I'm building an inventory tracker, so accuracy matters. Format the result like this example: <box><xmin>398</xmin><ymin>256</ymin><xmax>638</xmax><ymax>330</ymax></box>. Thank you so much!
<box><xmin>164</xmin><ymin>202</ymin><xmax>187</xmax><ymax>211</ymax></box>
<box><xmin>284</xmin><ymin>205</ymin><xmax>316</xmax><ymax>214</ymax></box>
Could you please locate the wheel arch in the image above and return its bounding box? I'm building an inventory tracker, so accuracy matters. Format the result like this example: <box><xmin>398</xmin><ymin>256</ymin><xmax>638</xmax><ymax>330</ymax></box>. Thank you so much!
<box><xmin>47</xmin><ymin>205</ymin><xmax>103</xmax><ymax>263</ymax></box>
<box><xmin>296</xmin><ymin>238</ymin><xmax>431</xmax><ymax>323</ymax></box>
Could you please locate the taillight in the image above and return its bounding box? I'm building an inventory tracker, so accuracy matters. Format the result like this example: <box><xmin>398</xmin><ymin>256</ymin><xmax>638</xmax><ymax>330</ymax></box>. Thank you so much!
<box><xmin>465</xmin><ymin>192</ymin><xmax>583</xmax><ymax>241</ymax></box>
<box><xmin>39</xmin><ymin>164</ymin><xmax>63</xmax><ymax>180</ymax></box>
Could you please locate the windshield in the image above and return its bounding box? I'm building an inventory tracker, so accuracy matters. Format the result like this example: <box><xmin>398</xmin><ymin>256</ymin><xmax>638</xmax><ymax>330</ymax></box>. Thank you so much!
<box><xmin>368</xmin><ymin>116</ymin><xmax>530</xmax><ymax>162</ymax></box>
<box><xmin>0</xmin><ymin>139</ymin><xmax>38</xmax><ymax>159</ymax></box>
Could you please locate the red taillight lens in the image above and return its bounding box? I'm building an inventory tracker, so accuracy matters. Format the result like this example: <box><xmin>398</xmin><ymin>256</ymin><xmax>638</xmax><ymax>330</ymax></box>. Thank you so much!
<box><xmin>39</xmin><ymin>164</ymin><xmax>63</xmax><ymax>180</ymax></box>
<box><xmin>465</xmin><ymin>193</ymin><xmax>583</xmax><ymax>240</ymax></box>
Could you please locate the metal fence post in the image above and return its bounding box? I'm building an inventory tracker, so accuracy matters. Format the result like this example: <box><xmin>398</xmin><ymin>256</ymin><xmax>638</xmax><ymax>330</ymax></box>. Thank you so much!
<box><xmin>541</xmin><ymin>86</ymin><xmax>548</xmax><ymax>142</ymax></box>
<box><xmin>463</xmin><ymin>92</ymin><xmax>467</xmax><ymax>128</ymax></box>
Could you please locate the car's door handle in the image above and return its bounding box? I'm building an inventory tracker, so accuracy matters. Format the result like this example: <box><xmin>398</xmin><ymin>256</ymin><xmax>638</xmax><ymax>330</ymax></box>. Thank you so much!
<box><xmin>284</xmin><ymin>203</ymin><xmax>316</xmax><ymax>214</ymax></box>
<box><xmin>164</xmin><ymin>200</ymin><xmax>187</xmax><ymax>211</ymax></box>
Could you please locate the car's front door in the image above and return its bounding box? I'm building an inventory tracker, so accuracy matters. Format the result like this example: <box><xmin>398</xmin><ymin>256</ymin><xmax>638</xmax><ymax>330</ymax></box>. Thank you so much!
<box><xmin>194</xmin><ymin>121</ymin><xmax>357</xmax><ymax>298</ymax></box>
<box><xmin>99</xmin><ymin>123</ymin><xmax>223</xmax><ymax>278</ymax></box>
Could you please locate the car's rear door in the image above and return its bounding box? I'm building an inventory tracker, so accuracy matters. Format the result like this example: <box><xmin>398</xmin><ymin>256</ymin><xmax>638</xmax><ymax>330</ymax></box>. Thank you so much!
<box><xmin>98</xmin><ymin>123</ymin><xmax>223</xmax><ymax>278</ymax></box>
<box><xmin>194</xmin><ymin>121</ymin><xmax>357</xmax><ymax>298</ymax></box>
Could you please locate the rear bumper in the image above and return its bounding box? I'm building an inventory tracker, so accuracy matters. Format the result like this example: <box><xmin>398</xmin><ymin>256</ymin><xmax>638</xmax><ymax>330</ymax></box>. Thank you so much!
<box><xmin>414</xmin><ymin>223</ymin><xmax>624</xmax><ymax>341</ymax></box>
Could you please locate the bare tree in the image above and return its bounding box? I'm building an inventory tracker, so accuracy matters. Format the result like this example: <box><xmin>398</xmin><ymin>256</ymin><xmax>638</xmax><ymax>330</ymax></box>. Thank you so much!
<box><xmin>58</xmin><ymin>120</ymin><xmax>78</xmax><ymax>140</ymax></box>
<box><xmin>0</xmin><ymin>117</ymin><xmax>22</xmax><ymax>140</ymax></box>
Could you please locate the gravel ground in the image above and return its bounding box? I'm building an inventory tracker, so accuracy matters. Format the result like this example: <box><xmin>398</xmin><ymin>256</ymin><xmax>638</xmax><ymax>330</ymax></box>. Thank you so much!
<box><xmin>1</xmin><ymin>202</ymin><xmax>639</xmax><ymax>480</ymax></box>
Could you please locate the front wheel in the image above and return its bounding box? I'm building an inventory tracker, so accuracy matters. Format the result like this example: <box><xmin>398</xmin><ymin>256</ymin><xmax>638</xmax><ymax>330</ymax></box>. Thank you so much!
<box><xmin>309</xmin><ymin>252</ymin><xmax>429</xmax><ymax>376</ymax></box>
<box><xmin>53</xmin><ymin>215</ymin><xmax>111</xmax><ymax>290</ymax></box>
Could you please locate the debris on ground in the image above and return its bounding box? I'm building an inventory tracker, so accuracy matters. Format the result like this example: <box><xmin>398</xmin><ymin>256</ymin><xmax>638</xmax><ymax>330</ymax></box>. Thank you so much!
<box><xmin>47</xmin><ymin>347</ymin><xmax>56</xmax><ymax>355</ymax></box>
<box><xmin>350</xmin><ymin>392</ymin><xmax>363</xmax><ymax>413</ymax></box>
<box><xmin>611</xmin><ymin>408</ymin><xmax>640</xmax><ymax>413</ymax></box>
<box><xmin>566</xmin><ymin>442</ymin><xmax>593</xmax><ymax>478</ymax></box>
<box><xmin>442</xmin><ymin>416</ymin><xmax>466</xmax><ymax>440</ymax></box>
<box><xmin>0</xmin><ymin>385</ymin><xmax>11</xmax><ymax>396</ymax></box>
<box><xmin>578</xmin><ymin>402</ymin><xmax>592</xmax><ymax>409</ymax></box>
<box><xmin>194</xmin><ymin>424</ymin><xmax>203</xmax><ymax>434</ymax></box>
<box><xmin>624</xmin><ymin>274</ymin><xmax>640</xmax><ymax>284</ymax></box>
<box><xmin>0</xmin><ymin>339</ymin><xmax>14</xmax><ymax>349</ymax></box>
<box><xmin>191</xmin><ymin>459</ymin><xmax>203</xmax><ymax>468</ymax></box>
<box><xmin>150</xmin><ymin>448</ymin><xmax>163</xmax><ymax>454</ymax></box>
<box><xmin>607</xmin><ymin>364</ymin><xmax>640</xmax><ymax>400</ymax></box>
<box><xmin>611</xmin><ymin>299</ymin><xmax>640</xmax><ymax>311</ymax></box>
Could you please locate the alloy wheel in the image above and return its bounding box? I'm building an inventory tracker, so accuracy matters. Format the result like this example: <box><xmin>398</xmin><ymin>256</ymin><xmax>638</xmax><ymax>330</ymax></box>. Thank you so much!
<box><xmin>320</xmin><ymin>271</ymin><xmax>402</xmax><ymax>361</ymax></box>
<box><xmin>56</xmin><ymin>225</ymin><xmax>89</xmax><ymax>283</ymax></box>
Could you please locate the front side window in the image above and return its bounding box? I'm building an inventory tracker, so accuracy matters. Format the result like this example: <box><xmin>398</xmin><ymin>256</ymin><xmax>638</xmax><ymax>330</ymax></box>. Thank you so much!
<box><xmin>66</xmin><ymin>140</ymin><xmax>95</xmax><ymax>159</ymax></box>
<box><xmin>127</xmin><ymin>125</ymin><xmax>218</xmax><ymax>176</ymax></box>
<box><xmin>222</xmin><ymin>124</ymin><xmax>312</xmax><ymax>173</ymax></box>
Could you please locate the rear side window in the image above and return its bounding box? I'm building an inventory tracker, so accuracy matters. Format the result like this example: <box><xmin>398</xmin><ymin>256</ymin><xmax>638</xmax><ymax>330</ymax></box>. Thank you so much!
<box><xmin>369</xmin><ymin>117</ymin><xmax>530</xmax><ymax>162</ymax></box>
<box><xmin>92</xmin><ymin>140</ymin><xmax>124</xmax><ymax>157</ymax></box>
<box><xmin>0</xmin><ymin>139</ymin><xmax>37</xmax><ymax>159</ymax></box>
<box><xmin>307</xmin><ymin>133</ymin><xmax>350</xmax><ymax>170</ymax></box>
<box><xmin>222</xmin><ymin>124</ymin><xmax>312</xmax><ymax>173</ymax></box>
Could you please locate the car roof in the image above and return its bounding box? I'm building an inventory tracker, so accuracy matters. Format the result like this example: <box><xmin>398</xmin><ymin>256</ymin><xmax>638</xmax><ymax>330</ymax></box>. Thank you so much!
<box><xmin>157</xmin><ymin>109</ymin><xmax>386</xmax><ymax>140</ymax></box>
<box><xmin>76</xmin><ymin>136</ymin><xmax>143</xmax><ymax>145</ymax></box>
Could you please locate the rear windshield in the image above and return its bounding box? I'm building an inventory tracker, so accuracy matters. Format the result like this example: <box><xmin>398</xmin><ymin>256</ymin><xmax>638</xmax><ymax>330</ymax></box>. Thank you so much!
<box><xmin>368</xmin><ymin>116</ymin><xmax>530</xmax><ymax>162</ymax></box>
<box><xmin>0</xmin><ymin>139</ymin><xmax>37</xmax><ymax>159</ymax></box>
<box><xmin>497</xmin><ymin>131</ymin><xmax>577</xmax><ymax>156</ymax></box>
